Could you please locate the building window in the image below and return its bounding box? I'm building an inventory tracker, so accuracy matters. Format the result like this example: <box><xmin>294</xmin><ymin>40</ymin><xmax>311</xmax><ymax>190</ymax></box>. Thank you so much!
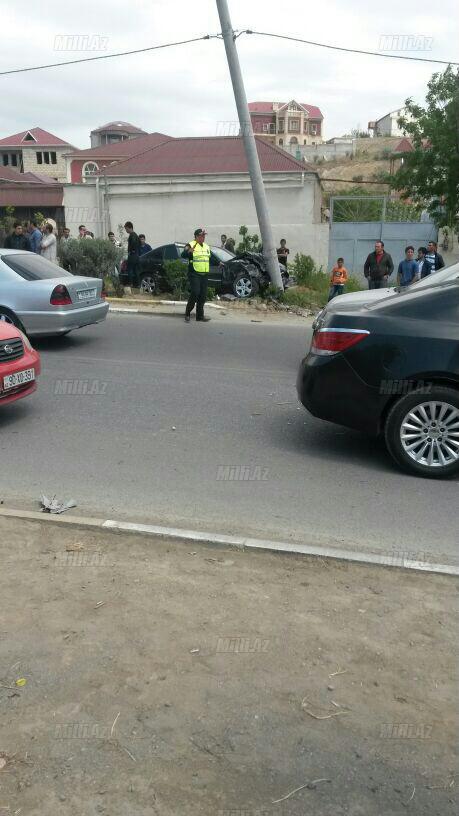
<box><xmin>82</xmin><ymin>161</ymin><xmax>99</xmax><ymax>180</ymax></box>
<box><xmin>279</xmin><ymin>138</ymin><xmax>283</xmax><ymax>146</ymax></box>
<box><xmin>36</xmin><ymin>152</ymin><xmax>42</xmax><ymax>164</ymax></box>
<box><xmin>43</xmin><ymin>151</ymin><xmax>50</xmax><ymax>164</ymax></box>
<box><xmin>51</xmin><ymin>152</ymin><xmax>57</xmax><ymax>164</ymax></box>
<box><xmin>2</xmin><ymin>155</ymin><xmax>8</xmax><ymax>166</ymax></box>
<box><xmin>304</xmin><ymin>140</ymin><xmax>307</xmax><ymax>145</ymax></box>
<box><xmin>262</xmin><ymin>123</ymin><xmax>276</xmax><ymax>134</ymax></box>
<box><xmin>289</xmin><ymin>136</ymin><xmax>298</xmax><ymax>145</ymax></box>
<box><xmin>278</xmin><ymin>119</ymin><xmax>284</xmax><ymax>133</ymax></box>
<box><xmin>304</xmin><ymin>121</ymin><xmax>309</xmax><ymax>134</ymax></box>
<box><xmin>288</xmin><ymin>119</ymin><xmax>300</xmax><ymax>132</ymax></box>
<box><xmin>310</xmin><ymin>124</ymin><xmax>317</xmax><ymax>135</ymax></box>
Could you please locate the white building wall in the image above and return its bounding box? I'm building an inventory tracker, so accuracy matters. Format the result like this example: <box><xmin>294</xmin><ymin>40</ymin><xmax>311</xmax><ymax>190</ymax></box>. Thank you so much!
<box><xmin>63</xmin><ymin>173</ymin><xmax>329</xmax><ymax>269</ymax></box>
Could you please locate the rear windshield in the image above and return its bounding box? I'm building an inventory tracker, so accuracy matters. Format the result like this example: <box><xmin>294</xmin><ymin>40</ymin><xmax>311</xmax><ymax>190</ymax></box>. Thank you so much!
<box><xmin>1</xmin><ymin>253</ymin><xmax>73</xmax><ymax>281</ymax></box>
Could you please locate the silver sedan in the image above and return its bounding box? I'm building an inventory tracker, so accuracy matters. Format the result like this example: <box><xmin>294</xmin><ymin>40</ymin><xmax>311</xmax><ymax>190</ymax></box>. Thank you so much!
<box><xmin>0</xmin><ymin>249</ymin><xmax>109</xmax><ymax>337</ymax></box>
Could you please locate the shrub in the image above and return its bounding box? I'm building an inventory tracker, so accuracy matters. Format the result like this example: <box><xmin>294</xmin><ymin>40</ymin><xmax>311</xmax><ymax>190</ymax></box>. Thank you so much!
<box><xmin>207</xmin><ymin>287</ymin><xmax>216</xmax><ymax>300</ymax></box>
<box><xmin>163</xmin><ymin>259</ymin><xmax>189</xmax><ymax>300</ymax></box>
<box><xmin>59</xmin><ymin>238</ymin><xmax>124</xmax><ymax>281</ymax></box>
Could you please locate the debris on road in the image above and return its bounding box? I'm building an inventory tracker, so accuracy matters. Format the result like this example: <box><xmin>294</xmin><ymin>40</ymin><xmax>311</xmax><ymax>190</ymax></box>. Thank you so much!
<box><xmin>272</xmin><ymin>778</ymin><xmax>331</xmax><ymax>803</ymax></box>
<box><xmin>40</xmin><ymin>496</ymin><xmax>77</xmax><ymax>514</ymax></box>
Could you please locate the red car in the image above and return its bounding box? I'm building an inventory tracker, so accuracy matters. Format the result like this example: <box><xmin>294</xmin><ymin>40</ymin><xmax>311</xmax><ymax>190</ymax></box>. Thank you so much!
<box><xmin>0</xmin><ymin>321</ymin><xmax>40</xmax><ymax>405</ymax></box>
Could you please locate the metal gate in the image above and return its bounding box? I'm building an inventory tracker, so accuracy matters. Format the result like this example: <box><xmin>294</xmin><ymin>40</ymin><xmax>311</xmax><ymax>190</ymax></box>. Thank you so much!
<box><xmin>328</xmin><ymin>196</ymin><xmax>437</xmax><ymax>280</ymax></box>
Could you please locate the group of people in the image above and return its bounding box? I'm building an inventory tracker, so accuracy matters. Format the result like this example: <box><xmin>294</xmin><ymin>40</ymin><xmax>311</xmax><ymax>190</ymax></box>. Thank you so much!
<box><xmin>328</xmin><ymin>239</ymin><xmax>445</xmax><ymax>301</ymax></box>
<box><xmin>4</xmin><ymin>221</ymin><xmax>58</xmax><ymax>262</ymax></box>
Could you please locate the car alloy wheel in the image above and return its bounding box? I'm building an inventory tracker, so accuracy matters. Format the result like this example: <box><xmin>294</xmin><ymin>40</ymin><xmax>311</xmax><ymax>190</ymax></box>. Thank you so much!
<box><xmin>400</xmin><ymin>401</ymin><xmax>459</xmax><ymax>468</ymax></box>
<box><xmin>233</xmin><ymin>274</ymin><xmax>256</xmax><ymax>298</ymax></box>
<box><xmin>139</xmin><ymin>275</ymin><xmax>156</xmax><ymax>295</ymax></box>
<box><xmin>385</xmin><ymin>386</ymin><xmax>459</xmax><ymax>478</ymax></box>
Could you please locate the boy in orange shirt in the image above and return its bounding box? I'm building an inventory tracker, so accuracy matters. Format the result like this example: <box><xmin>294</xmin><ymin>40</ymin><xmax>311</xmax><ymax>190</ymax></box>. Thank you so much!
<box><xmin>328</xmin><ymin>257</ymin><xmax>348</xmax><ymax>301</ymax></box>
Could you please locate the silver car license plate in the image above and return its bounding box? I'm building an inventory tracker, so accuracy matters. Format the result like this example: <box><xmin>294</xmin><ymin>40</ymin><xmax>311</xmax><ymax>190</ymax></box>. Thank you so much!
<box><xmin>3</xmin><ymin>368</ymin><xmax>35</xmax><ymax>390</ymax></box>
<box><xmin>77</xmin><ymin>288</ymin><xmax>97</xmax><ymax>301</ymax></box>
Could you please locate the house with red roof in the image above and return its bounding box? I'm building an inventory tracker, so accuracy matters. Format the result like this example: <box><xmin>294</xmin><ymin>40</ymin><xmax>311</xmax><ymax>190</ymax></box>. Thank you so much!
<box><xmin>248</xmin><ymin>101</ymin><xmax>324</xmax><ymax>148</ymax></box>
<box><xmin>63</xmin><ymin>135</ymin><xmax>329</xmax><ymax>267</ymax></box>
<box><xmin>64</xmin><ymin>131</ymin><xmax>172</xmax><ymax>183</ymax></box>
<box><xmin>0</xmin><ymin>128</ymin><xmax>77</xmax><ymax>183</ymax></box>
<box><xmin>0</xmin><ymin>166</ymin><xmax>64</xmax><ymax>238</ymax></box>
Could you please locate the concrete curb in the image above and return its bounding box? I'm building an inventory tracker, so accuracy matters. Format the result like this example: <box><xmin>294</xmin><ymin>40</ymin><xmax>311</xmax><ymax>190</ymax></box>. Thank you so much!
<box><xmin>1</xmin><ymin>507</ymin><xmax>458</xmax><ymax>575</ymax></box>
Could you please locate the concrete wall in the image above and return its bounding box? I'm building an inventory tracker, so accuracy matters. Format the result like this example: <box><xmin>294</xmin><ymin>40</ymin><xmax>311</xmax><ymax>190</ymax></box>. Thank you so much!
<box><xmin>283</xmin><ymin>141</ymin><xmax>356</xmax><ymax>162</ymax></box>
<box><xmin>63</xmin><ymin>172</ymin><xmax>329</xmax><ymax>269</ymax></box>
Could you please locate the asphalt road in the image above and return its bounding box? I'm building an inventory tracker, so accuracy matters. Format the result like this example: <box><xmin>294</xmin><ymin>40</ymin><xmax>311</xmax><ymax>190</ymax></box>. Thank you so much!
<box><xmin>1</xmin><ymin>312</ymin><xmax>458</xmax><ymax>565</ymax></box>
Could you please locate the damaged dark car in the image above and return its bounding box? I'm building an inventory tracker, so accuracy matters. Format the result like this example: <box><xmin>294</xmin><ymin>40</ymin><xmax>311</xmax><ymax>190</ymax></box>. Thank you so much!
<box><xmin>120</xmin><ymin>243</ymin><xmax>288</xmax><ymax>298</ymax></box>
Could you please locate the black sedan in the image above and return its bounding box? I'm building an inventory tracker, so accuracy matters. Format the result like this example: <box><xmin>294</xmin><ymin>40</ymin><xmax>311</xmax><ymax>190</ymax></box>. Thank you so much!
<box><xmin>121</xmin><ymin>243</ymin><xmax>268</xmax><ymax>298</ymax></box>
<box><xmin>297</xmin><ymin>268</ymin><xmax>459</xmax><ymax>478</ymax></box>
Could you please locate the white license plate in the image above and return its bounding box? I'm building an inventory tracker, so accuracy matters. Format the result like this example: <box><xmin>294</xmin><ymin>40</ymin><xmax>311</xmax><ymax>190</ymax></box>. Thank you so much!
<box><xmin>3</xmin><ymin>368</ymin><xmax>35</xmax><ymax>390</ymax></box>
<box><xmin>77</xmin><ymin>288</ymin><xmax>97</xmax><ymax>301</ymax></box>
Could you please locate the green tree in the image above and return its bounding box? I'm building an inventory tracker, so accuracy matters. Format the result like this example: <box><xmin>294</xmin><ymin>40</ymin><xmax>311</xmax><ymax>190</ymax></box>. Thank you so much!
<box><xmin>236</xmin><ymin>225</ymin><xmax>262</xmax><ymax>253</ymax></box>
<box><xmin>388</xmin><ymin>66</ymin><xmax>459</xmax><ymax>235</ymax></box>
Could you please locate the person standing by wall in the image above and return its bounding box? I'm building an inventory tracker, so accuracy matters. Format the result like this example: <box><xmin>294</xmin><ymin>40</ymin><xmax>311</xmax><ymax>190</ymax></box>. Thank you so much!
<box><xmin>328</xmin><ymin>257</ymin><xmax>348</xmax><ymax>300</ymax></box>
<box><xmin>277</xmin><ymin>238</ymin><xmax>290</xmax><ymax>268</ymax></box>
<box><xmin>397</xmin><ymin>246</ymin><xmax>419</xmax><ymax>287</ymax></box>
<box><xmin>363</xmin><ymin>240</ymin><xmax>394</xmax><ymax>290</ymax></box>
<box><xmin>183</xmin><ymin>228</ymin><xmax>211</xmax><ymax>323</ymax></box>
<box><xmin>124</xmin><ymin>221</ymin><xmax>140</xmax><ymax>288</ymax></box>
<box><xmin>40</xmin><ymin>224</ymin><xmax>58</xmax><ymax>263</ymax></box>
<box><xmin>425</xmin><ymin>240</ymin><xmax>445</xmax><ymax>272</ymax></box>
<box><xmin>417</xmin><ymin>247</ymin><xmax>431</xmax><ymax>279</ymax></box>
<box><xmin>4</xmin><ymin>223</ymin><xmax>31</xmax><ymax>250</ymax></box>
<box><xmin>138</xmin><ymin>234</ymin><xmax>153</xmax><ymax>257</ymax></box>
<box><xmin>28</xmin><ymin>221</ymin><xmax>42</xmax><ymax>253</ymax></box>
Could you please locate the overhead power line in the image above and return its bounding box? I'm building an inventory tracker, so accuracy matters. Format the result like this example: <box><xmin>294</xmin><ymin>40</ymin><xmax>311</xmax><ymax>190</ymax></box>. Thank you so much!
<box><xmin>0</xmin><ymin>35</ymin><xmax>214</xmax><ymax>77</ymax></box>
<box><xmin>243</xmin><ymin>30</ymin><xmax>459</xmax><ymax>67</ymax></box>
<box><xmin>0</xmin><ymin>28</ymin><xmax>457</xmax><ymax>78</ymax></box>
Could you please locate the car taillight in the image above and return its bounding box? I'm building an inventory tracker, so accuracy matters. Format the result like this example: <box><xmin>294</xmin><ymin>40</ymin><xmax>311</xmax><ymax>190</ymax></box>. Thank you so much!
<box><xmin>311</xmin><ymin>328</ymin><xmax>370</xmax><ymax>356</ymax></box>
<box><xmin>50</xmin><ymin>285</ymin><xmax>72</xmax><ymax>306</ymax></box>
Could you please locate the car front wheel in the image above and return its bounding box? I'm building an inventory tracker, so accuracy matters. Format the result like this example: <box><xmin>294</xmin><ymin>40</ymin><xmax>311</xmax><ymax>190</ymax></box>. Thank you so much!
<box><xmin>139</xmin><ymin>274</ymin><xmax>157</xmax><ymax>295</ymax></box>
<box><xmin>232</xmin><ymin>273</ymin><xmax>259</xmax><ymax>298</ymax></box>
<box><xmin>385</xmin><ymin>386</ymin><xmax>459</xmax><ymax>478</ymax></box>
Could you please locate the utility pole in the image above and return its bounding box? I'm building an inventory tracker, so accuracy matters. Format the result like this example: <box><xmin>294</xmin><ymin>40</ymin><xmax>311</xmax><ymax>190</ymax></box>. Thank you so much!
<box><xmin>215</xmin><ymin>0</ymin><xmax>284</xmax><ymax>290</ymax></box>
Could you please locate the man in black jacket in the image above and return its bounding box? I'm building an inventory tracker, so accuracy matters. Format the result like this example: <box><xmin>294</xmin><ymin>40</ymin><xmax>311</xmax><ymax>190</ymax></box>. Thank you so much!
<box><xmin>363</xmin><ymin>240</ymin><xmax>394</xmax><ymax>289</ymax></box>
<box><xmin>4</xmin><ymin>222</ymin><xmax>31</xmax><ymax>251</ymax></box>
<box><xmin>425</xmin><ymin>240</ymin><xmax>445</xmax><ymax>273</ymax></box>
<box><xmin>124</xmin><ymin>221</ymin><xmax>140</xmax><ymax>288</ymax></box>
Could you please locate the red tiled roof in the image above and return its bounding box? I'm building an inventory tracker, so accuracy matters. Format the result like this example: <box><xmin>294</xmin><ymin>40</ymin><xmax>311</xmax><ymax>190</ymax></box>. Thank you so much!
<box><xmin>66</xmin><ymin>132</ymin><xmax>172</xmax><ymax>160</ymax></box>
<box><xmin>393</xmin><ymin>137</ymin><xmax>414</xmax><ymax>153</ymax></box>
<box><xmin>0</xmin><ymin>127</ymin><xmax>75</xmax><ymax>147</ymax></box>
<box><xmin>91</xmin><ymin>121</ymin><xmax>147</xmax><ymax>135</ymax></box>
<box><xmin>102</xmin><ymin>136</ymin><xmax>309</xmax><ymax>176</ymax></box>
<box><xmin>0</xmin><ymin>166</ymin><xmax>59</xmax><ymax>184</ymax></box>
<box><xmin>249</xmin><ymin>101</ymin><xmax>323</xmax><ymax>119</ymax></box>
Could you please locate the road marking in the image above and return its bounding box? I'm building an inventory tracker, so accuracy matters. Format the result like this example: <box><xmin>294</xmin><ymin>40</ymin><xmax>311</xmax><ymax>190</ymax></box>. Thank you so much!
<box><xmin>0</xmin><ymin>508</ymin><xmax>456</xmax><ymax>575</ymax></box>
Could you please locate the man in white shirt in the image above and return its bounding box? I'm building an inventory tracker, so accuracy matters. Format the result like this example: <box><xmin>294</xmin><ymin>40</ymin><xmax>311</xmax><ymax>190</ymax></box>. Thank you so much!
<box><xmin>40</xmin><ymin>224</ymin><xmax>57</xmax><ymax>263</ymax></box>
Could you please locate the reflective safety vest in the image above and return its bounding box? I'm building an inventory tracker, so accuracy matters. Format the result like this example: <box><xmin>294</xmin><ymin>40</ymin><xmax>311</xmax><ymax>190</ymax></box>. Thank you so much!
<box><xmin>190</xmin><ymin>240</ymin><xmax>211</xmax><ymax>274</ymax></box>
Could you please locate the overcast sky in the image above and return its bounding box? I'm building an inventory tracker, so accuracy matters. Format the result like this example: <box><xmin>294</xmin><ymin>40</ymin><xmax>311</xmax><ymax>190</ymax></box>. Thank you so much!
<box><xmin>1</xmin><ymin>0</ymin><xmax>457</xmax><ymax>149</ymax></box>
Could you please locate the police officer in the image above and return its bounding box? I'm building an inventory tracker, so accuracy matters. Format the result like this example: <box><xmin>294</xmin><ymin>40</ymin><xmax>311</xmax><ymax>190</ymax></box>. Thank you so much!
<box><xmin>184</xmin><ymin>228</ymin><xmax>211</xmax><ymax>322</ymax></box>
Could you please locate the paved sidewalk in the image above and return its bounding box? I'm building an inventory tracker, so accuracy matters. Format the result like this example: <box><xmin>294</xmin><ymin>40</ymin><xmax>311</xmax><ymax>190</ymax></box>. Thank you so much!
<box><xmin>0</xmin><ymin>516</ymin><xmax>457</xmax><ymax>816</ymax></box>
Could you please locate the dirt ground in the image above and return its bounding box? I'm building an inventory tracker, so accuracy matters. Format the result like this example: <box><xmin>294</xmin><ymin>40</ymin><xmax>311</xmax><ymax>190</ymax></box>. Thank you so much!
<box><xmin>0</xmin><ymin>516</ymin><xmax>457</xmax><ymax>816</ymax></box>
